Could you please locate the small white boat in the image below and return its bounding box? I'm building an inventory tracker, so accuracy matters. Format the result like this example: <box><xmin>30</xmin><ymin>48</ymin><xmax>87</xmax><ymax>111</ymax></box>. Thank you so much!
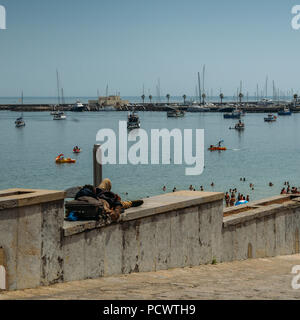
<box><xmin>264</xmin><ymin>114</ymin><xmax>277</xmax><ymax>122</ymax></box>
<box><xmin>71</xmin><ymin>100</ymin><xmax>85</xmax><ymax>112</ymax></box>
<box><xmin>127</xmin><ymin>111</ymin><xmax>140</xmax><ymax>130</ymax></box>
<box><xmin>15</xmin><ymin>117</ymin><xmax>25</xmax><ymax>127</ymax></box>
<box><xmin>234</xmin><ymin>120</ymin><xmax>245</xmax><ymax>130</ymax></box>
<box><xmin>53</xmin><ymin>111</ymin><xmax>66</xmax><ymax>120</ymax></box>
<box><xmin>167</xmin><ymin>108</ymin><xmax>185</xmax><ymax>118</ymax></box>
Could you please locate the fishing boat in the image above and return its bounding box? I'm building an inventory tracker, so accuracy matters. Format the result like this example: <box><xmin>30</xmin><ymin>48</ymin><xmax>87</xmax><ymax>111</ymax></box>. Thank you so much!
<box><xmin>167</xmin><ymin>108</ymin><xmax>185</xmax><ymax>118</ymax></box>
<box><xmin>264</xmin><ymin>114</ymin><xmax>277</xmax><ymax>122</ymax></box>
<box><xmin>278</xmin><ymin>106</ymin><xmax>292</xmax><ymax>116</ymax></box>
<box><xmin>223</xmin><ymin>110</ymin><xmax>241</xmax><ymax>119</ymax></box>
<box><xmin>208</xmin><ymin>140</ymin><xmax>227</xmax><ymax>151</ymax></box>
<box><xmin>15</xmin><ymin>115</ymin><xmax>25</xmax><ymax>128</ymax></box>
<box><xmin>53</xmin><ymin>111</ymin><xmax>66</xmax><ymax>120</ymax></box>
<box><xmin>127</xmin><ymin>111</ymin><xmax>140</xmax><ymax>130</ymax></box>
<box><xmin>56</xmin><ymin>154</ymin><xmax>76</xmax><ymax>164</ymax></box>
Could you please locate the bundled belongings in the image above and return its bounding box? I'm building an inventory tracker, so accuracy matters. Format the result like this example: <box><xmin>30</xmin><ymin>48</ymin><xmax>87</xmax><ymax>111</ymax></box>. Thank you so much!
<box><xmin>65</xmin><ymin>179</ymin><xmax>144</xmax><ymax>222</ymax></box>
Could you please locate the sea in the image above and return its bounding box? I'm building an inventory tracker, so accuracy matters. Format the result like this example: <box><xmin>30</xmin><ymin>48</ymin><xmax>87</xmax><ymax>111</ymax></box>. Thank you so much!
<box><xmin>0</xmin><ymin>98</ymin><xmax>299</xmax><ymax>202</ymax></box>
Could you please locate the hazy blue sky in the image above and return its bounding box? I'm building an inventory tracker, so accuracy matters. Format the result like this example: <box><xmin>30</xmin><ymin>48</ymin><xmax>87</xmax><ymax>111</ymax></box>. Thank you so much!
<box><xmin>0</xmin><ymin>0</ymin><xmax>299</xmax><ymax>97</ymax></box>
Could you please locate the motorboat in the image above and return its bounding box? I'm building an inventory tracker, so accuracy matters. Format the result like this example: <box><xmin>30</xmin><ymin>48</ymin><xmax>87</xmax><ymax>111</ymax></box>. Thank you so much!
<box><xmin>127</xmin><ymin>111</ymin><xmax>140</xmax><ymax>130</ymax></box>
<box><xmin>15</xmin><ymin>116</ymin><xmax>25</xmax><ymax>128</ymax></box>
<box><xmin>234</xmin><ymin>120</ymin><xmax>245</xmax><ymax>130</ymax></box>
<box><xmin>53</xmin><ymin>111</ymin><xmax>67</xmax><ymax>120</ymax></box>
<box><xmin>223</xmin><ymin>110</ymin><xmax>241</xmax><ymax>119</ymax></box>
<box><xmin>278</xmin><ymin>107</ymin><xmax>292</xmax><ymax>116</ymax></box>
<box><xmin>264</xmin><ymin>114</ymin><xmax>277</xmax><ymax>122</ymax></box>
<box><xmin>167</xmin><ymin>109</ymin><xmax>185</xmax><ymax>118</ymax></box>
<box><xmin>71</xmin><ymin>100</ymin><xmax>85</xmax><ymax>112</ymax></box>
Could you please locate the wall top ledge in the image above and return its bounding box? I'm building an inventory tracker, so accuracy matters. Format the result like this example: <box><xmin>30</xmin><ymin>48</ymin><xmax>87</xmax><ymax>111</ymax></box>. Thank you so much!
<box><xmin>63</xmin><ymin>191</ymin><xmax>224</xmax><ymax>237</ymax></box>
<box><xmin>0</xmin><ymin>188</ymin><xmax>66</xmax><ymax>211</ymax></box>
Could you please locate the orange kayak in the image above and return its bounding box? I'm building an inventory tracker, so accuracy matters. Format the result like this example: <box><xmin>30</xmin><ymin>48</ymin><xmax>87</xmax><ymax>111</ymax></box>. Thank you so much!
<box><xmin>208</xmin><ymin>147</ymin><xmax>227</xmax><ymax>151</ymax></box>
<box><xmin>56</xmin><ymin>157</ymin><xmax>76</xmax><ymax>164</ymax></box>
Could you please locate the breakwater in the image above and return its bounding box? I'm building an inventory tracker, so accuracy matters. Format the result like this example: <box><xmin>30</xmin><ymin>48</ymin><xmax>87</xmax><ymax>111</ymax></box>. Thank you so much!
<box><xmin>2</xmin><ymin>103</ymin><xmax>300</xmax><ymax>113</ymax></box>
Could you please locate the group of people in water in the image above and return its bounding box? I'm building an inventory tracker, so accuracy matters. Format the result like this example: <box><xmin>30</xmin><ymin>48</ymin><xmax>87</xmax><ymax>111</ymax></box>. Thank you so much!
<box><xmin>161</xmin><ymin>178</ymin><xmax>300</xmax><ymax>207</ymax></box>
<box><xmin>281</xmin><ymin>181</ymin><xmax>300</xmax><ymax>194</ymax></box>
<box><xmin>225</xmin><ymin>190</ymin><xmax>250</xmax><ymax>207</ymax></box>
<box><xmin>162</xmin><ymin>185</ymin><xmax>208</xmax><ymax>193</ymax></box>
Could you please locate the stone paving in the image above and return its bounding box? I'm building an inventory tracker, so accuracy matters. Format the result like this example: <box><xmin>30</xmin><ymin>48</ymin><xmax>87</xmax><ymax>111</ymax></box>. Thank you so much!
<box><xmin>1</xmin><ymin>255</ymin><xmax>300</xmax><ymax>300</ymax></box>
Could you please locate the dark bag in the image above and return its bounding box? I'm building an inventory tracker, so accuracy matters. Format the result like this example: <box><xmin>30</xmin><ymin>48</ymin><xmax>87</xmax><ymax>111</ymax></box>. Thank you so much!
<box><xmin>65</xmin><ymin>198</ymin><xmax>106</xmax><ymax>221</ymax></box>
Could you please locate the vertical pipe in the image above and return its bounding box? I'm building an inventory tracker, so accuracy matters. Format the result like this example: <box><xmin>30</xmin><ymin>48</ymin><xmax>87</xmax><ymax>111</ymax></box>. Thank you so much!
<box><xmin>93</xmin><ymin>144</ymin><xmax>102</xmax><ymax>187</ymax></box>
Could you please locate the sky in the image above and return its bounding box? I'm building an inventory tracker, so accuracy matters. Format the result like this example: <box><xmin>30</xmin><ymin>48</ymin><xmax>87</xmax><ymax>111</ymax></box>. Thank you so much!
<box><xmin>0</xmin><ymin>0</ymin><xmax>299</xmax><ymax>97</ymax></box>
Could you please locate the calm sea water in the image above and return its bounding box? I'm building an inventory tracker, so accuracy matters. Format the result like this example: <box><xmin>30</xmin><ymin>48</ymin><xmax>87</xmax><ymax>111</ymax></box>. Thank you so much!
<box><xmin>0</xmin><ymin>110</ymin><xmax>299</xmax><ymax>202</ymax></box>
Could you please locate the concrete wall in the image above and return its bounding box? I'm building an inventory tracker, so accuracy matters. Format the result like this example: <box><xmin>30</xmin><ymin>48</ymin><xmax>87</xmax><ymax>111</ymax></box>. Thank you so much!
<box><xmin>1</xmin><ymin>188</ymin><xmax>300</xmax><ymax>291</ymax></box>
<box><xmin>221</xmin><ymin>195</ymin><xmax>300</xmax><ymax>262</ymax></box>
<box><xmin>62</xmin><ymin>191</ymin><xmax>224</xmax><ymax>282</ymax></box>
<box><xmin>0</xmin><ymin>189</ymin><xmax>65</xmax><ymax>290</ymax></box>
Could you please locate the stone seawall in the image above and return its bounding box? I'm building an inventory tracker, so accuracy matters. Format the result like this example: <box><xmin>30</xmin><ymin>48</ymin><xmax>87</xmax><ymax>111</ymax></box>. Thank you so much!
<box><xmin>1</xmin><ymin>189</ymin><xmax>300</xmax><ymax>291</ymax></box>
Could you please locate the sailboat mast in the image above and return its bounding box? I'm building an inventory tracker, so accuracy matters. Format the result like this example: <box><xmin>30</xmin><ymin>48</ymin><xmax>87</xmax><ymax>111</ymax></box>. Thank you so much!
<box><xmin>56</xmin><ymin>70</ymin><xmax>61</xmax><ymax>105</ymax></box>
<box><xmin>198</xmin><ymin>72</ymin><xmax>201</xmax><ymax>105</ymax></box>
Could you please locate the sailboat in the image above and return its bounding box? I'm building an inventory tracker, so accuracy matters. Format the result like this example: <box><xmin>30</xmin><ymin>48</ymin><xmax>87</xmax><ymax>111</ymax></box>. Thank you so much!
<box><xmin>15</xmin><ymin>92</ymin><xmax>26</xmax><ymax>127</ymax></box>
<box><xmin>53</xmin><ymin>70</ymin><xmax>67</xmax><ymax>120</ymax></box>
<box><xmin>15</xmin><ymin>112</ymin><xmax>25</xmax><ymax>127</ymax></box>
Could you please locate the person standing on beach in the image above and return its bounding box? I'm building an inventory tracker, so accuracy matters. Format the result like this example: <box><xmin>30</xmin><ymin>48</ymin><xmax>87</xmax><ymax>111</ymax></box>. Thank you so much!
<box><xmin>225</xmin><ymin>192</ymin><xmax>230</xmax><ymax>207</ymax></box>
<box><xmin>230</xmin><ymin>193</ymin><xmax>236</xmax><ymax>207</ymax></box>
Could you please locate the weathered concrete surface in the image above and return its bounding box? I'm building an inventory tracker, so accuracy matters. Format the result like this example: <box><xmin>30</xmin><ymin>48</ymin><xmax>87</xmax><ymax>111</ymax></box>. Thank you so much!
<box><xmin>1</xmin><ymin>254</ymin><xmax>300</xmax><ymax>300</ymax></box>
<box><xmin>0</xmin><ymin>189</ymin><xmax>65</xmax><ymax>290</ymax></box>
<box><xmin>62</xmin><ymin>192</ymin><xmax>224</xmax><ymax>281</ymax></box>
<box><xmin>221</xmin><ymin>195</ymin><xmax>300</xmax><ymax>263</ymax></box>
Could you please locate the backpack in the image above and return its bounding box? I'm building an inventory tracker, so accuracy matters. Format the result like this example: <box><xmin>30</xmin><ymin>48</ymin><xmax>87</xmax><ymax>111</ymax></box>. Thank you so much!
<box><xmin>65</xmin><ymin>197</ymin><xmax>106</xmax><ymax>221</ymax></box>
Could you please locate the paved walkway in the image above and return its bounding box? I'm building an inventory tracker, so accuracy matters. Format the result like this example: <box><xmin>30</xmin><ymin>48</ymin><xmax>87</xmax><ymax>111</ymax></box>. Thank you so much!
<box><xmin>1</xmin><ymin>255</ymin><xmax>300</xmax><ymax>300</ymax></box>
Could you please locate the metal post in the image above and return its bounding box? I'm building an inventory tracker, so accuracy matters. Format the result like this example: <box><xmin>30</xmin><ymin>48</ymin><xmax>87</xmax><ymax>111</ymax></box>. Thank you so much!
<box><xmin>93</xmin><ymin>144</ymin><xmax>102</xmax><ymax>187</ymax></box>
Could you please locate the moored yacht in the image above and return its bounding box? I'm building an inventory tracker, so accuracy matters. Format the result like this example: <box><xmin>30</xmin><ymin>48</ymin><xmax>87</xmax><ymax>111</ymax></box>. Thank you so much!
<box><xmin>127</xmin><ymin>111</ymin><xmax>140</xmax><ymax>130</ymax></box>
<box><xmin>15</xmin><ymin>115</ymin><xmax>25</xmax><ymax>127</ymax></box>
<box><xmin>53</xmin><ymin>111</ymin><xmax>67</xmax><ymax>120</ymax></box>
<box><xmin>71</xmin><ymin>100</ymin><xmax>85</xmax><ymax>112</ymax></box>
<box><xmin>278</xmin><ymin>106</ymin><xmax>292</xmax><ymax>116</ymax></box>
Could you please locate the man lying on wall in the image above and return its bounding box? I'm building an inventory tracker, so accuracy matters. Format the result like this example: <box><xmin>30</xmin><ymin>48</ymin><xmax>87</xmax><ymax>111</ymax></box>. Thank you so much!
<box><xmin>65</xmin><ymin>179</ymin><xmax>143</xmax><ymax>222</ymax></box>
